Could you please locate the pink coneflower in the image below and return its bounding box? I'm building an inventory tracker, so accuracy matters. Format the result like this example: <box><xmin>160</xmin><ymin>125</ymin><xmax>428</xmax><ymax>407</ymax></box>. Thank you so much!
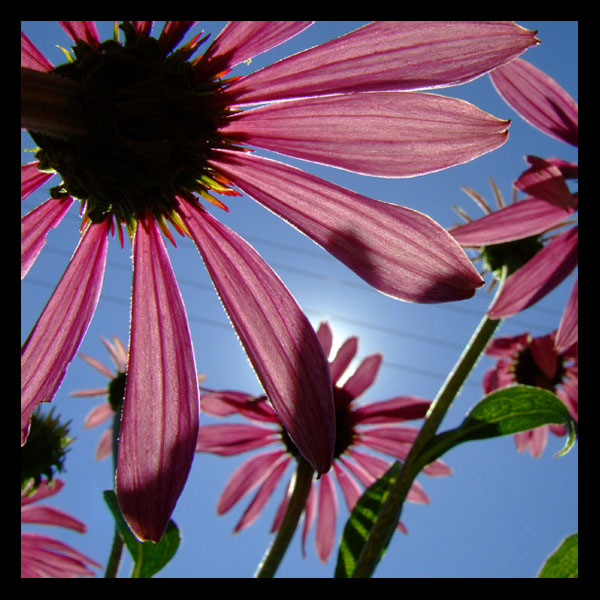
<box><xmin>450</xmin><ymin>58</ymin><xmax>578</xmax><ymax>350</ymax></box>
<box><xmin>483</xmin><ymin>331</ymin><xmax>578</xmax><ymax>458</ymax></box>
<box><xmin>21</xmin><ymin>479</ymin><xmax>102</xmax><ymax>578</ymax></box>
<box><xmin>196</xmin><ymin>322</ymin><xmax>451</xmax><ymax>562</ymax></box>
<box><xmin>21</xmin><ymin>21</ymin><xmax>536</xmax><ymax>541</ymax></box>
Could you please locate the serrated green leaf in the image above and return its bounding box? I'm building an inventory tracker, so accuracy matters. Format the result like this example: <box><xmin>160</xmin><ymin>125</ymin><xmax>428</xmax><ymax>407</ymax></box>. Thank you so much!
<box><xmin>102</xmin><ymin>490</ymin><xmax>181</xmax><ymax>578</ymax></box>
<box><xmin>417</xmin><ymin>385</ymin><xmax>576</xmax><ymax>470</ymax></box>
<box><xmin>335</xmin><ymin>462</ymin><xmax>402</xmax><ymax>578</ymax></box>
<box><xmin>538</xmin><ymin>533</ymin><xmax>578</xmax><ymax>578</ymax></box>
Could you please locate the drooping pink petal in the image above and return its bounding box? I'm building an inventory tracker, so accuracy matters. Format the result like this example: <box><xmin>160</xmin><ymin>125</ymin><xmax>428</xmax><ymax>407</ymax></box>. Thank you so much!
<box><xmin>556</xmin><ymin>279</ymin><xmax>578</xmax><ymax>352</ymax></box>
<box><xmin>217</xmin><ymin>449</ymin><xmax>286</xmax><ymax>514</ymax></box>
<box><xmin>514</xmin><ymin>158</ymin><xmax>577</xmax><ymax>210</ymax></box>
<box><xmin>514</xmin><ymin>427</ymin><xmax>547</xmax><ymax>458</ymax></box>
<box><xmin>21</xmin><ymin>32</ymin><xmax>53</xmax><ymax>71</ymax></box>
<box><xmin>21</xmin><ymin>162</ymin><xmax>54</xmax><ymax>200</ymax></box>
<box><xmin>315</xmin><ymin>471</ymin><xmax>338</xmax><ymax>562</ymax></box>
<box><xmin>485</xmin><ymin>333</ymin><xmax>529</xmax><ymax>358</ymax></box>
<box><xmin>450</xmin><ymin>197</ymin><xmax>575</xmax><ymax>246</ymax></box>
<box><xmin>330</xmin><ymin>336</ymin><xmax>358</xmax><ymax>385</ymax></box>
<box><xmin>489</xmin><ymin>226</ymin><xmax>578</xmax><ymax>319</ymax></box>
<box><xmin>358</xmin><ymin>426</ymin><xmax>421</xmax><ymax>446</ymax></box>
<box><xmin>233</xmin><ymin>455</ymin><xmax>292</xmax><ymax>533</ymax></box>
<box><xmin>21</xmin><ymin>533</ymin><xmax>102</xmax><ymax>578</ymax></box>
<box><xmin>490</xmin><ymin>58</ymin><xmax>578</xmax><ymax>146</ymax></box>
<box><xmin>195</xmin><ymin>423</ymin><xmax>279</xmax><ymax>455</ymax></box>
<box><xmin>315</xmin><ymin>321</ymin><xmax>333</xmax><ymax>358</ymax></box>
<box><xmin>83</xmin><ymin>403</ymin><xmax>114</xmax><ymax>428</ymax></box>
<box><xmin>21</xmin><ymin>505</ymin><xmax>87</xmax><ymax>532</ymax></box>
<box><xmin>301</xmin><ymin>483</ymin><xmax>317</xmax><ymax>557</ymax></box>
<box><xmin>482</xmin><ymin>362</ymin><xmax>514</xmax><ymax>394</ymax></box>
<box><xmin>116</xmin><ymin>217</ymin><xmax>199</xmax><ymax>543</ymax></box>
<box><xmin>177</xmin><ymin>199</ymin><xmax>335</xmax><ymax>474</ymax></box>
<box><xmin>226</xmin><ymin>21</ymin><xmax>538</xmax><ymax>104</ymax></box>
<box><xmin>21</xmin><ymin>196</ymin><xmax>74</xmax><ymax>279</ymax></box>
<box><xmin>341</xmin><ymin>353</ymin><xmax>383</xmax><ymax>401</ymax></box>
<box><xmin>21</xmin><ymin>222</ymin><xmax>109</xmax><ymax>444</ymax></box>
<box><xmin>209</xmin><ymin>151</ymin><xmax>484</xmax><ymax>303</ymax></box>
<box><xmin>58</xmin><ymin>21</ymin><xmax>100</xmax><ymax>48</ymax></box>
<box><xmin>200</xmin><ymin>389</ymin><xmax>278</xmax><ymax>422</ymax></box>
<box><xmin>95</xmin><ymin>428</ymin><xmax>113</xmax><ymax>461</ymax></box>
<box><xmin>21</xmin><ymin>479</ymin><xmax>65</xmax><ymax>505</ymax></box>
<box><xmin>200</xmin><ymin>21</ymin><xmax>313</xmax><ymax>78</ymax></box>
<box><xmin>220</xmin><ymin>92</ymin><xmax>510</xmax><ymax>178</ymax></box>
<box><xmin>77</xmin><ymin>352</ymin><xmax>115</xmax><ymax>379</ymax></box>
<box><xmin>351</xmin><ymin>396</ymin><xmax>431</xmax><ymax>425</ymax></box>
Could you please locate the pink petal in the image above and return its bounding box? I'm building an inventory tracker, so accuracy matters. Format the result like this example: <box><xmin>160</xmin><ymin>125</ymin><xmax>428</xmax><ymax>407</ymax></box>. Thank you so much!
<box><xmin>556</xmin><ymin>279</ymin><xmax>578</xmax><ymax>352</ymax></box>
<box><xmin>514</xmin><ymin>158</ymin><xmax>577</xmax><ymax>210</ymax></box>
<box><xmin>315</xmin><ymin>472</ymin><xmax>338</xmax><ymax>562</ymax></box>
<box><xmin>83</xmin><ymin>403</ymin><xmax>114</xmax><ymax>428</ymax></box>
<box><xmin>21</xmin><ymin>505</ymin><xmax>87</xmax><ymax>532</ymax></box>
<box><xmin>158</xmin><ymin>21</ymin><xmax>196</xmax><ymax>54</ymax></box>
<box><xmin>21</xmin><ymin>32</ymin><xmax>53</xmax><ymax>71</ymax></box>
<box><xmin>332</xmin><ymin>462</ymin><xmax>362</xmax><ymax>512</ymax></box>
<box><xmin>217</xmin><ymin>449</ymin><xmax>286</xmax><ymax>514</ymax></box>
<box><xmin>341</xmin><ymin>353</ymin><xmax>382</xmax><ymax>401</ymax></box>
<box><xmin>485</xmin><ymin>333</ymin><xmax>529</xmax><ymax>358</ymax></box>
<box><xmin>21</xmin><ymin>479</ymin><xmax>65</xmax><ymax>505</ymax></box>
<box><xmin>195</xmin><ymin>423</ymin><xmax>279</xmax><ymax>455</ymax></box>
<box><xmin>209</xmin><ymin>151</ymin><xmax>484</xmax><ymax>303</ymax></box>
<box><xmin>226</xmin><ymin>21</ymin><xmax>538</xmax><ymax>104</ymax></box>
<box><xmin>200</xmin><ymin>21</ymin><xmax>313</xmax><ymax>77</ymax></box>
<box><xmin>315</xmin><ymin>321</ymin><xmax>333</xmax><ymax>358</ymax></box>
<box><xmin>301</xmin><ymin>483</ymin><xmax>317</xmax><ymax>557</ymax></box>
<box><xmin>58</xmin><ymin>21</ymin><xmax>100</xmax><ymax>47</ymax></box>
<box><xmin>21</xmin><ymin>222</ymin><xmax>109</xmax><ymax>444</ymax></box>
<box><xmin>200</xmin><ymin>389</ymin><xmax>278</xmax><ymax>422</ymax></box>
<box><xmin>116</xmin><ymin>217</ymin><xmax>199</xmax><ymax>543</ymax></box>
<box><xmin>233</xmin><ymin>455</ymin><xmax>291</xmax><ymax>533</ymax></box>
<box><xmin>177</xmin><ymin>200</ymin><xmax>335</xmax><ymax>474</ymax></box>
<box><xmin>21</xmin><ymin>196</ymin><xmax>74</xmax><ymax>279</ymax></box>
<box><xmin>21</xmin><ymin>533</ymin><xmax>101</xmax><ymax>578</ymax></box>
<box><xmin>450</xmin><ymin>197</ymin><xmax>575</xmax><ymax>246</ymax></box>
<box><xmin>330</xmin><ymin>336</ymin><xmax>358</xmax><ymax>385</ymax></box>
<box><xmin>489</xmin><ymin>226</ymin><xmax>578</xmax><ymax>319</ymax></box>
<box><xmin>514</xmin><ymin>427</ymin><xmax>548</xmax><ymax>458</ymax></box>
<box><xmin>21</xmin><ymin>161</ymin><xmax>54</xmax><ymax>200</ymax></box>
<box><xmin>220</xmin><ymin>92</ymin><xmax>510</xmax><ymax>177</ymax></box>
<box><xmin>77</xmin><ymin>352</ymin><xmax>115</xmax><ymax>379</ymax></box>
<box><xmin>351</xmin><ymin>396</ymin><xmax>431</xmax><ymax>424</ymax></box>
<box><xmin>529</xmin><ymin>334</ymin><xmax>558</xmax><ymax>380</ymax></box>
<box><xmin>95</xmin><ymin>428</ymin><xmax>113</xmax><ymax>461</ymax></box>
<box><xmin>482</xmin><ymin>363</ymin><xmax>514</xmax><ymax>394</ymax></box>
<box><xmin>358</xmin><ymin>426</ymin><xmax>421</xmax><ymax>445</ymax></box>
<box><xmin>490</xmin><ymin>58</ymin><xmax>578</xmax><ymax>146</ymax></box>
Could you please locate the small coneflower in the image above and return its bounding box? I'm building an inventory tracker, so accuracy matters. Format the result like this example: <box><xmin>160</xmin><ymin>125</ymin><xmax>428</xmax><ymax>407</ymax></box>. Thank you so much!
<box><xmin>21</xmin><ymin>21</ymin><xmax>537</xmax><ymax>541</ymax></box>
<box><xmin>482</xmin><ymin>331</ymin><xmax>578</xmax><ymax>458</ymax></box>
<box><xmin>196</xmin><ymin>322</ymin><xmax>451</xmax><ymax>562</ymax></box>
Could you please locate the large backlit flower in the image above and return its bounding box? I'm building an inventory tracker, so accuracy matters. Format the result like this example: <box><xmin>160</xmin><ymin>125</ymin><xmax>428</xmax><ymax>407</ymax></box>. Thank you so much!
<box><xmin>196</xmin><ymin>322</ymin><xmax>451</xmax><ymax>562</ymax></box>
<box><xmin>450</xmin><ymin>58</ymin><xmax>578</xmax><ymax>349</ymax></box>
<box><xmin>21</xmin><ymin>21</ymin><xmax>535</xmax><ymax>541</ymax></box>
<box><xmin>483</xmin><ymin>331</ymin><xmax>577</xmax><ymax>458</ymax></box>
<box><xmin>21</xmin><ymin>479</ymin><xmax>102</xmax><ymax>578</ymax></box>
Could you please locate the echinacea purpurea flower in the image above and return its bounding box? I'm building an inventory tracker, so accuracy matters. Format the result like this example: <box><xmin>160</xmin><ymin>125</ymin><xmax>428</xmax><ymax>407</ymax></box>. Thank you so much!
<box><xmin>196</xmin><ymin>322</ymin><xmax>451</xmax><ymax>562</ymax></box>
<box><xmin>22</xmin><ymin>21</ymin><xmax>536</xmax><ymax>541</ymax></box>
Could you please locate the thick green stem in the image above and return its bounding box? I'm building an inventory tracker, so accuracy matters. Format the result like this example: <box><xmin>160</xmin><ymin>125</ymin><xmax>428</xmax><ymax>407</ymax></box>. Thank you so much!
<box><xmin>351</xmin><ymin>270</ymin><xmax>507</xmax><ymax>578</ymax></box>
<box><xmin>21</xmin><ymin>67</ymin><xmax>89</xmax><ymax>140</ymax></box>
<box><xmin>254</xmin><ymin>457</ymin><xmax>314</xmax><ymax>578</ymax></box>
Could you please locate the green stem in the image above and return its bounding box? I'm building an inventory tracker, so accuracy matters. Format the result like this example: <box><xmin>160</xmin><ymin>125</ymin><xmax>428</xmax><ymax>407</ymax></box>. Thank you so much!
<box><xmin>254</xmin><ymin>456</ymin><xmax>314</xmax><ymax>578</ymax></box>
<box><xmin>103</xmin><ymin>408</ymin><xmax>124</xmax><ymax>578</ymax></box>
<box><xmin>351</xmin><ymin>269</ymin><xmax>507</xmax><ymax>578</ymax></box>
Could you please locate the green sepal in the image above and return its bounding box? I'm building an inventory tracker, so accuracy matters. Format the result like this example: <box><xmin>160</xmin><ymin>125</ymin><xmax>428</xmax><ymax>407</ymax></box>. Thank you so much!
<box><xmin>334</xmin><ymin>462</ymin><xmax>403</xmax><ymax>578</ymax></box>
<box><xmin>538</xmin><ymin>533</ymin><xmax>578</xmax><ymax>578</ymax></box>
<box><xmin>416</xmin><ymin>385</ymin><xmax>576</xmax><ymax>471</ymax></box>
<box><xmin>102</xmin><ymin>490</ymin><xmax>181</xmax><ymax>578</ymax></box>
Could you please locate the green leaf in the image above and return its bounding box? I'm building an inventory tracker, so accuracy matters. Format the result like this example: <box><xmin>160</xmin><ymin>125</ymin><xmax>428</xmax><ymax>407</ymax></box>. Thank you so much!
<box><xmin>103</xmin><ymin>490</ymin><xmax>181</xmax><ymax>578</ymax></box>
<box><xmin>538</xmin><ymin>533</ymin><xmax>578</xmax><ymax>578</ymax></box>
<box><xmin>334</xmin><ymin>462</ymin><xmax>402</xmax><ymax>578</ymax></box>
<box><xmin>417</xmin><ymin>385</ymin><xmax>576</xmax><ymax>470</ymax></box>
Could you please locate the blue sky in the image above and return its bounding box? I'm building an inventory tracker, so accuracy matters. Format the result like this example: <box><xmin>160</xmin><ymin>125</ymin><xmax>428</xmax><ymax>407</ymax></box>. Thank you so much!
<box><xmin>21</xmin><ymin>21</ymin><xmax>578</xmax><ymax>578</ymax></box>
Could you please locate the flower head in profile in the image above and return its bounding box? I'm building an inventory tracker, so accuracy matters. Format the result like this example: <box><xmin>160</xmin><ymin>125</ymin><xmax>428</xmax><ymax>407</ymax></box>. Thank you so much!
<box><xmin>196</xmin><ymin>322</ymin><xmax>451</xmax><ymax>562</ymax></box>
<box><xmin>21</xmin><ymin>479</ymin><xmax>102</xmax><ymax>578</ymax></box>
<box><xmin>22</xmin><ymin>21</ymin><xmax>536</xmax><ymax>541</ymax></box>
<box><xmin>483</xmin><ymin>331</ymin><xmax>577</xmax><ymax>458</ymax></box>
<box><xmin>450</xmin><ymin>58</ymin><xmax>578</xmax><ymax>351</ymax></box>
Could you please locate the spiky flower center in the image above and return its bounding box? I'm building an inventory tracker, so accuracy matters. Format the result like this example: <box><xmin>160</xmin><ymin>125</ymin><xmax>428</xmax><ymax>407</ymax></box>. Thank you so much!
<box><xmin>30</xmin><ymin>22</ymin><xmax>235</xmax><ymax>236</ymax></box>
